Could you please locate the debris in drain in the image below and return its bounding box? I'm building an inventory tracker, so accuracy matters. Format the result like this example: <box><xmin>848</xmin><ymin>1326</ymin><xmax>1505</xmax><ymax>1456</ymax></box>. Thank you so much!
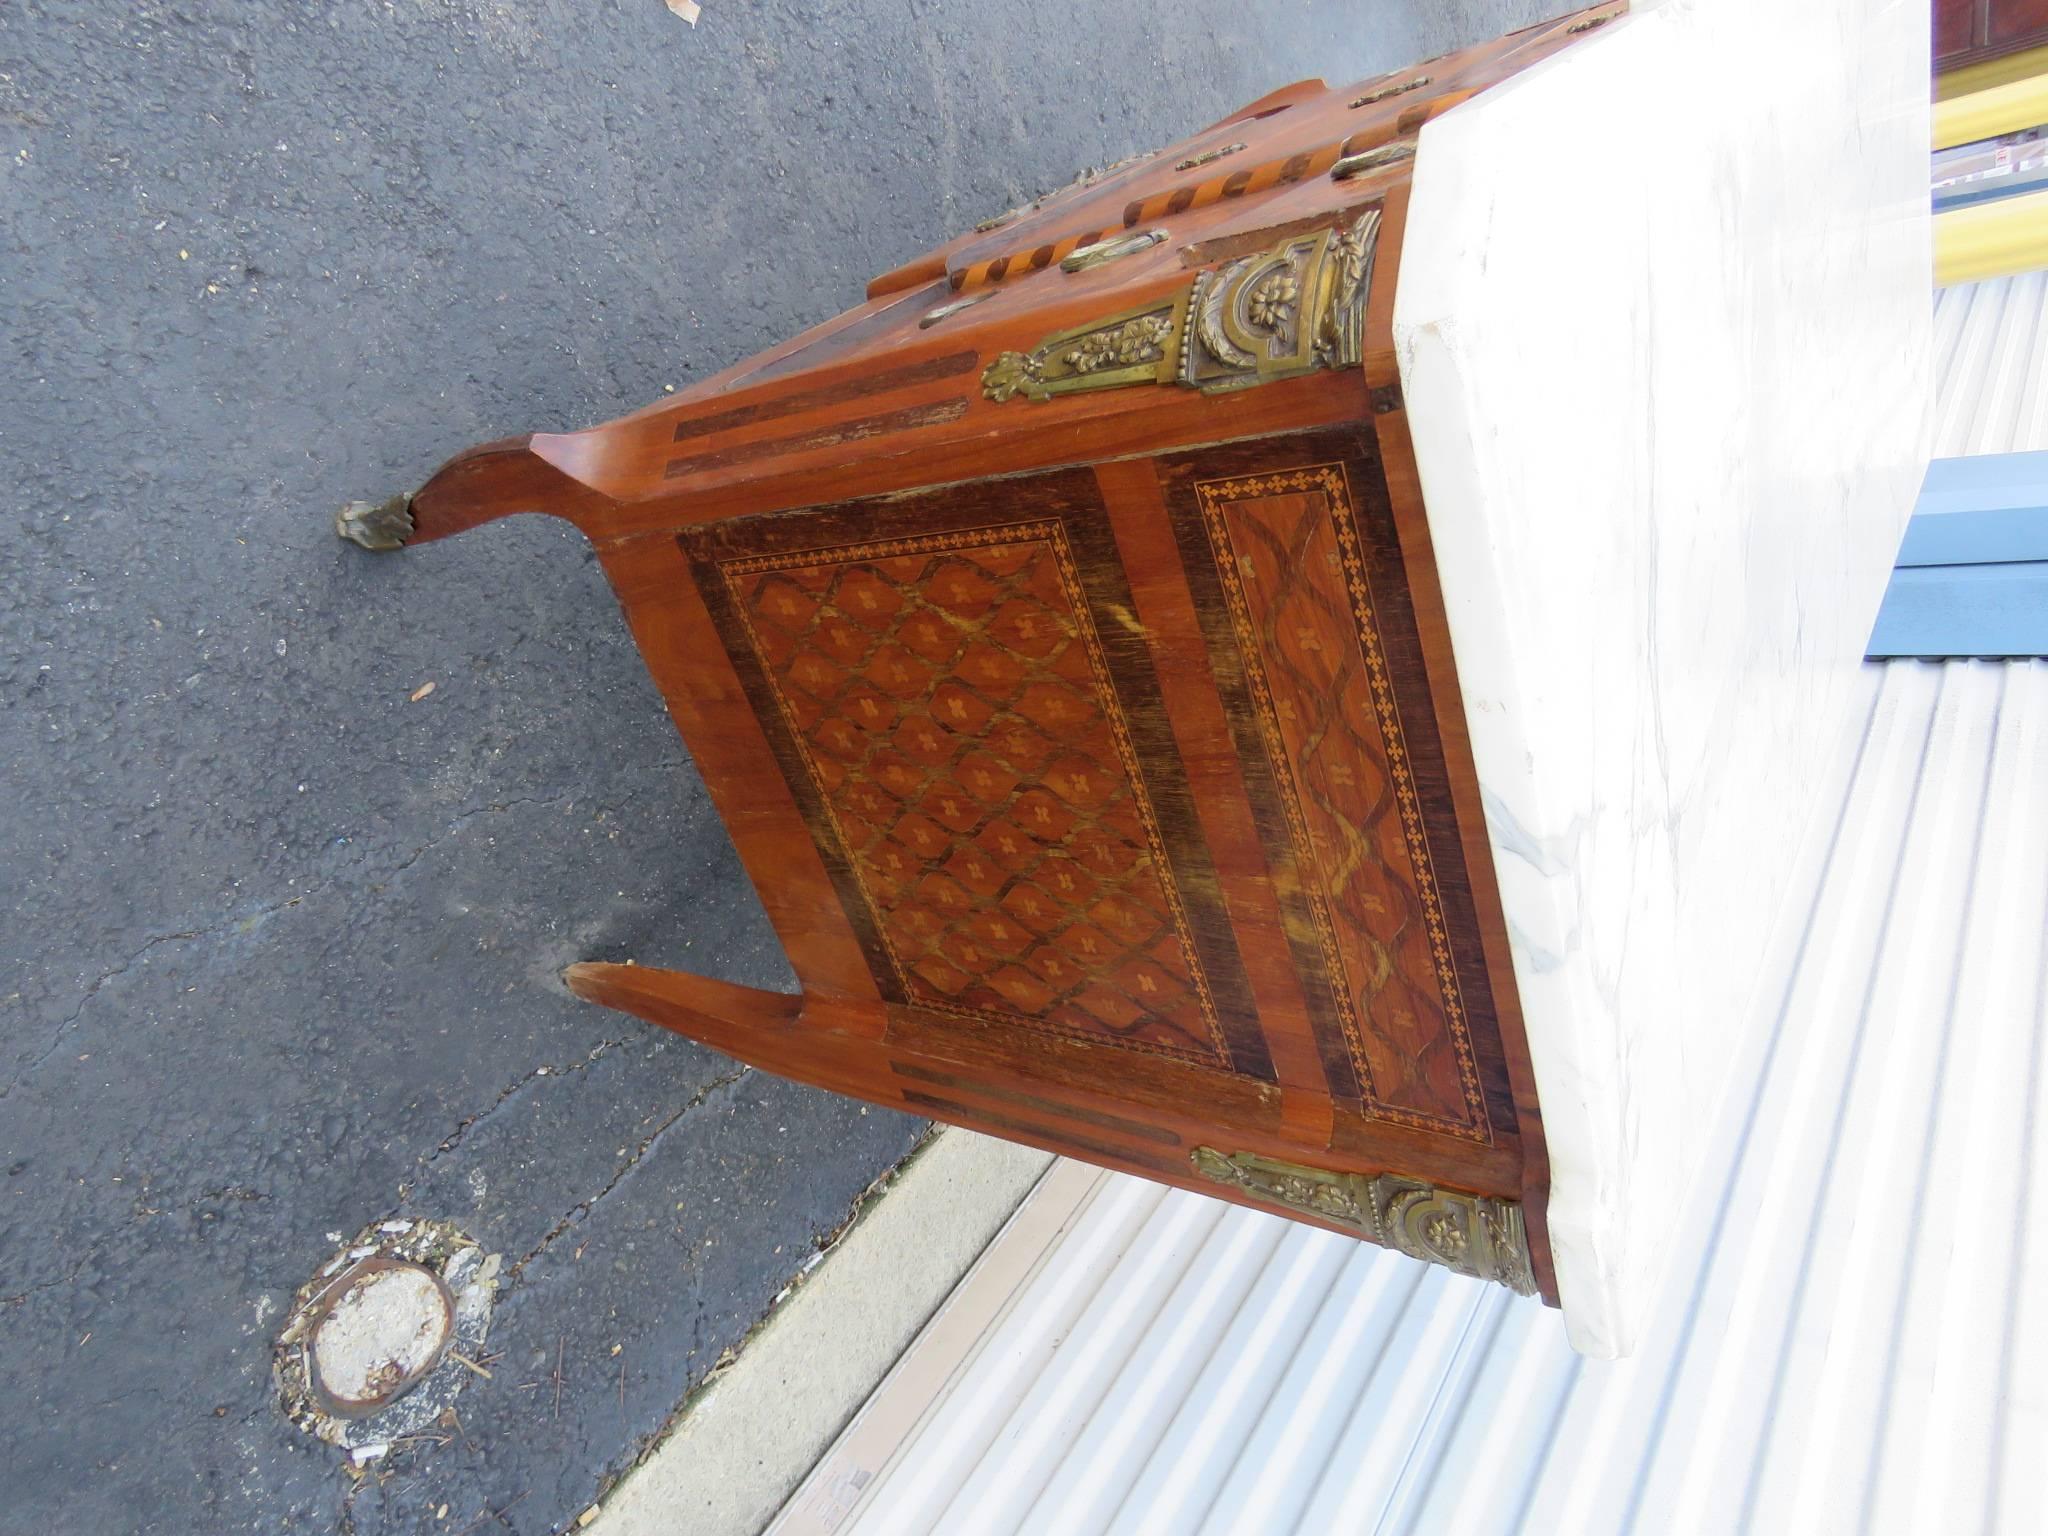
<box><xmin>276</xmin><ymin>1217</ymin><xmax>500</xmax><ymax>1456</ymax></box>
<box><xmin>309</xmin><ymin>1258</ymin><xmax>453</xmax><ymax>1416</ymax></box>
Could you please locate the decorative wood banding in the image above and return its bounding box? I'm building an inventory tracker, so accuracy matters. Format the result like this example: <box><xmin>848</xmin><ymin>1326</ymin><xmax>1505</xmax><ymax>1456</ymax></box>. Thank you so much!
<box><xmin>663</xmin><ymin>400</ymin><xmax>967</xmax><ymax>480</ymax></box>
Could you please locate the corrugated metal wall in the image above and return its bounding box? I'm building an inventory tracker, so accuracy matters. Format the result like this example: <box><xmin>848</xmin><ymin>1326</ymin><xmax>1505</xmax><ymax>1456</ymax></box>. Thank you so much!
<box><xmin>782</xmin><ymin>275</ymin><xmax>2048</xmax><ymax>1535</ymax></box>
<box><xmin>1931</xmin><ymin>269</ymin><xmax>2048</xmax><ymax>455</ymax></box>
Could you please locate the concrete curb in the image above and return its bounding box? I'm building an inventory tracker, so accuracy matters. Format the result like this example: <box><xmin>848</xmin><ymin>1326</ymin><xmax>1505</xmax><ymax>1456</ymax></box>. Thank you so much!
<box><xmin>589</xmin><ymin>1129</ymin><xmax>1055</xmax><ymax>1535</ymax></box>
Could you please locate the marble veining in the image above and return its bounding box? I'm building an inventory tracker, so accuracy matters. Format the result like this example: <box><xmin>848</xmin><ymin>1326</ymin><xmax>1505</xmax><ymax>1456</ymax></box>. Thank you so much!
<box><xmin>1396</xmin><ymin>0</ymin><xmax>1932</xmax><ymax>1354</ymax></box>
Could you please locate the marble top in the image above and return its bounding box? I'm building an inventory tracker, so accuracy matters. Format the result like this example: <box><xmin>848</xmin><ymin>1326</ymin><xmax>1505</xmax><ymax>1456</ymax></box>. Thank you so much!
<box><xmin>1396</xmin><ymin>0</ymin><xmax>1933</xmax><ymax>1354</ymax></box>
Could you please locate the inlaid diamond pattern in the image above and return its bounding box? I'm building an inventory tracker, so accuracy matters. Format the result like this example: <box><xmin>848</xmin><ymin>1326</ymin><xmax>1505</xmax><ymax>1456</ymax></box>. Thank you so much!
<box><xmin>724</xmin><ymin>524</ymin><xmax>1226</xmax><ymax>1065</ymax></box>
<box><xmin>1198</xmin><ymin>467</ymin><xmax>1488</xmax><ymax>1139</ymax></box>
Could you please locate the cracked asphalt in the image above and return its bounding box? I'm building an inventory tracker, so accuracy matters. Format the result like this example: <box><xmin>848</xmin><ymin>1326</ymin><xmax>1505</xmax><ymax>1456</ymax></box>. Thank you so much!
<box><xmin>0</xmin><ymin>2</ymin><xmax>1552</xmax><ymax>1531</ymax></box>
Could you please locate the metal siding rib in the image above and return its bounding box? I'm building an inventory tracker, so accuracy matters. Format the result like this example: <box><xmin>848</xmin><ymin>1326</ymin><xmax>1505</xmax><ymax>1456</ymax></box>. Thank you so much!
<box><xmin>1931</xmin><ymin>270</ymin><xmax>2048</xmax><ymax>457</ymax></box>
<box><xmin>1006</xmin><ymin>1194</ymin><xmax>1243</xmax><ymax>1534</ymax></box>
<box><xmin>786</xmin><ymin>274</ymin><xmax>2048</xmax><ymax>1536</ymax></box>
<box><xmin>1099</xmin><ymin>1223</ymin><xmax>1355</xmax><ymax>1536</ymax></box>
<box><xmin>841</xmin><ymin>1176</ymin><xmax>1173</xmax><ymax>1534</ymax></box>
<box><xmin>938</xmin><ymin>1191</ymin><xmax>1226</xmax><ymax>1531</ymax></box>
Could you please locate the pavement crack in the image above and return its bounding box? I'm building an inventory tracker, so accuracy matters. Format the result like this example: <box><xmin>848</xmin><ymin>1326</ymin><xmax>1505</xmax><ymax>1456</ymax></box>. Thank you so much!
<box><xmin>506</xmin><ymin>1064</ymin><xmax>751</xmax><ymax>1283</ymax></box>
<box><xmin>3</xmin><ymin>925</ymin><xmax>211</xmax><ymax>1099</ymax></box>
<box><xmin>337</xmin><ymin>1475</ymin><xmax>363</xmax><ymax>1536</ymax></box>
<box><xmin>0</xmin><ymin>1253</ymin><xmax>91</xmax><ymax>1310</ymax></box>
<box><xmin>615</xmin><ymin>1127</ymin><xmax>932</xmax><ymax>1477</ymax></box>
<box><xmin>412</xmin><ymin>1035</ymin><xmax>634</xmax><ymax>1178</ymax></box>
<box><xmin>2</xmin><ymin>787</ymin><xmax>638</xmax><ymax>1101</ymax></box>
<box><xmin>367</xmin><ymin>789</ymin><xmax>598</xmax><ymax>889</ymax></box>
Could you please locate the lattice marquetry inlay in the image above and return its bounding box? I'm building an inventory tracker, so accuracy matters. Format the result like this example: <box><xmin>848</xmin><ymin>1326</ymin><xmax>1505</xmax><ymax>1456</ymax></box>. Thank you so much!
<box><xmin>1195</xmin><ymin>465</ymin><xmax>1490</xmax><ymax>1140</ymax></box>
<box><xmin>721</xmin><ymin>522</ymin><xmax>1231</xmax><ymax>1066</ymax></box>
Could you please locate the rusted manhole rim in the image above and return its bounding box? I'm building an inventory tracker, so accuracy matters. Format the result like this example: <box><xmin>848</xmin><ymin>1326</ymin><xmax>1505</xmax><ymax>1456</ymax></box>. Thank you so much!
<box><xmin>276</xmin><ymin>1217</ymin><xmax>500</xmax><ymax>1456</ymax></box>
<box><xmin>304</xmin><ymin>1257</ymin><xmax>456</xmax><ymax>1419</ymax></box>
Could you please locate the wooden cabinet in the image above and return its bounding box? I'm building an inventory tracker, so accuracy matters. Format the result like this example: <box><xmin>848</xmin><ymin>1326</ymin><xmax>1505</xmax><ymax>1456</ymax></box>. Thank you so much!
<box><xmin>1938</xmin><ymin>0</ymin><xmax>2048</xmax><ymax>71</ymax></box>
<box><xmin>338</xmin><ymin>7</ymin><xmax>1640</xmax><ymax>1306</ymax></box>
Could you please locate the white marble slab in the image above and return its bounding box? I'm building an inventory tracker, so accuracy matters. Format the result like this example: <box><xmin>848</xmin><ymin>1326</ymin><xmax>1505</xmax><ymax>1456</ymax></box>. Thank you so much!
<box><xmin>1396</xmin><ymin>0</ymin><xmax>1932</xmax><ymax>1355</ymax></box>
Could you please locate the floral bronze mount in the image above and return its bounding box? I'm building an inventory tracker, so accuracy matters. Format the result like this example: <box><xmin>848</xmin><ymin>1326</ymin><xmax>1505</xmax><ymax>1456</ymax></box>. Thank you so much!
<box><xmin>1190</xmin><ymin>1147</ymin><xmax>1536</xmax><ymax>1296</ymax></box>
<box><xmin>981</xmin><ymin>211</ymin><xmax>1380</xmax><ymax>405</ymax></box>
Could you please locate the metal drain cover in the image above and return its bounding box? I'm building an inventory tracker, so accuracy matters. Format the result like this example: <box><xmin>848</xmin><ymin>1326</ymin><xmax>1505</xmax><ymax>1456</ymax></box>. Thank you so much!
<box><xmin>307</xmin><ymin>1257</ymin><xmax>455</xmax><ymax>1417</ymax></box>
<box><xmin>276</xmin><ymin>1218</ymin><xmax>499</xmax><ymax>1458</ymax></box>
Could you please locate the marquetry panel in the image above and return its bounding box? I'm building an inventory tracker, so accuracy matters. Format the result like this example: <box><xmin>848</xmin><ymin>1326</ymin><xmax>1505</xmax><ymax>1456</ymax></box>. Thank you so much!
<box><xmin>709</xmin><ymin>520</ymin><xmax>1236</xmax><ymax>1068</ymax></box>
<box><xmin>1190</xmin><ymin>461</ymin><xmax>1490</xmax><ymax>1140</ymax></box>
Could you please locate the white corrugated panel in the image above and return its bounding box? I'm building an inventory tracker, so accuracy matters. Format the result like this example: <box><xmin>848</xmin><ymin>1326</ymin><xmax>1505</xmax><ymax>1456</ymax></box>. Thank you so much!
<box><xmin>1931</xmin><ymin>270</ymin><xmax>2048</xmax><ymax>455</ymax></box>
<box><xmin>778</xmin><ymin>276</ymin><xmax>2048</xmax><ymax>1536</ymax></box>
<box><xmin>793</xmin><ymin>661</ymin><xmax>2048</xmax><ymax>1536</ymax></box>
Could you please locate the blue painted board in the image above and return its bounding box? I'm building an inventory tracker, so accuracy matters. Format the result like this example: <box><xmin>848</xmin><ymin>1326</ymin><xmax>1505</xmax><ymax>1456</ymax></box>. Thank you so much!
<box><xmin>1867</xmin><ymin>563</ymin><xmax>2048</xmax><ymax>657</ymax></box>
<box><xmin>1904</xmin><ymin>452</ymin><xmax>2048</xmax><ymax>539</ymax></box>
<box><xmin>1870</xmin><ymin>452</ymin><xmax>2048</xmax><ymax>658</ymax></box>
<box><xmin>1933</xmin><ymin>163</ymin><xmax>2048</xmax><ymax>215</ymax></box>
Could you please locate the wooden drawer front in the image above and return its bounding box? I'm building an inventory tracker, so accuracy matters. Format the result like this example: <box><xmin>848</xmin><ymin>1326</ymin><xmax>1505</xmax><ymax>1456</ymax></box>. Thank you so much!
<box><xmin>685</xmin><ymin>473</ymin><xmax>1273</xmax><ymax>1081</ymax></box>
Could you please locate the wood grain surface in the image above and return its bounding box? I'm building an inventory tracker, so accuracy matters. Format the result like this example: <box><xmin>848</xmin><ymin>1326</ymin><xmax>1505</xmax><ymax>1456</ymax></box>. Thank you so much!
<box><xmin>387</xmin><ymin>6</ymin><xmax>1636</xmax><ymax>1306</ymax></box>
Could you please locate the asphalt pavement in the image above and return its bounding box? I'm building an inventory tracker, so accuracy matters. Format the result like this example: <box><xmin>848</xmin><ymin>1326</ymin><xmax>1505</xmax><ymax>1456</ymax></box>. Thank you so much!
<box><xmin>0</xmin><ymin>2</ymin><xmax>1552</xmax><ymax>1531</ymax></box>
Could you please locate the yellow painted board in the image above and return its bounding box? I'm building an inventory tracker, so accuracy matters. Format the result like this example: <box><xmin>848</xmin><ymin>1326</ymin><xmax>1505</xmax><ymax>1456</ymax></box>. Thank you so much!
<box><xmin>1935</xmin><ymin>187</ymin><xmax>2048</xmax><ymax>285</ymax></box>
<box><xmin>1937</xmin><ymin>43</ymin><xmax>2048</xmax><ymax>102</ymax></box>
<box><xmin>1935</xmin><ymin>70</ymin><xmax>2048</xmax><ymax>149</ymax></box>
